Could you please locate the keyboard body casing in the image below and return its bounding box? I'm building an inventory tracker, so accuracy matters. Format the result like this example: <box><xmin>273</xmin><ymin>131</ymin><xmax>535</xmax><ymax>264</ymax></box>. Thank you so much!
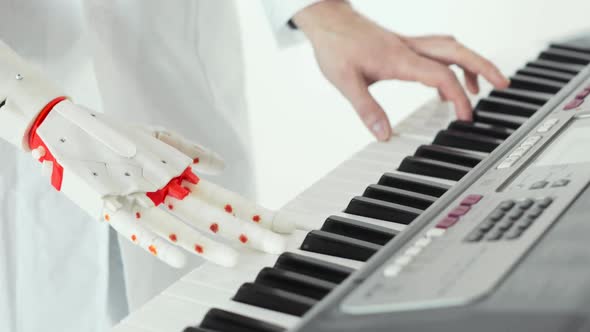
<box><xmin>294</xmin><ymin>41</ymin><xmax>590</xmax><ymax>332</ymax></box>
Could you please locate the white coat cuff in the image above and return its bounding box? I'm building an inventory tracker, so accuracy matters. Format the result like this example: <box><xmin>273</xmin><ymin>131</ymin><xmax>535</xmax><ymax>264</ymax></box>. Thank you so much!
<box><xmin>261</xmin><ymin>0</ymin><xmax>325</xmax><ymax>48</ymax></box>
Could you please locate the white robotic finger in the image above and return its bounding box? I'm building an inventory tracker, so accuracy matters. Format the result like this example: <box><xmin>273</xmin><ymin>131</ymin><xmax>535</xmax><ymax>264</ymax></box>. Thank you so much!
<box><xmin>152</xmin><ymin>129</ymin><xmax>225</xmax><ymax>174</ymax></box>
<box><xmin>164</xmin><ymin>194</ymin><xmax>287</xmax><ymax>254</ymax></box>
<box><xmin>103</xmin><ymin>207</ymin><xmax>186</xmax><ymax>268</ymax></box>
<box><xmin>183</xmin><ymin>179</ymin><xmax>295</xmax><ymax>234</ymax></box>
<box><xmin>139</xmin><ymin>207</ymin><xmax>239</xmax><ymax>267</ymax></box>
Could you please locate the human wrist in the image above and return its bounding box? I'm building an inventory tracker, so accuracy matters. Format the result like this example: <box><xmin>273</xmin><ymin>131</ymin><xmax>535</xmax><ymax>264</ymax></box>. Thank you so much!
<box><xmin>292</xmin><ymin>0</ymin><xmax>358</xmax><ymax>41</ymax></box>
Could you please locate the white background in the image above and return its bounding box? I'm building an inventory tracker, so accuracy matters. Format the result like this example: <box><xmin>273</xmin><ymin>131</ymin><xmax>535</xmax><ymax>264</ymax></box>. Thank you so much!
<box><xmin>236</xmin><ymin>0</ymin><xmax>590</xmax><ymax>209</ymax></box>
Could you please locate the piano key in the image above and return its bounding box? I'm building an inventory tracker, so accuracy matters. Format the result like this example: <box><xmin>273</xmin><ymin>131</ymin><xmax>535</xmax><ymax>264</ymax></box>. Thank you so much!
<box><xmin>289</xmin><ymin>248</ymin><xmax>364</xmax><ymax>270</ymax></box>
<box><xmin>326</xmin><ymin>164</ymin><xmax>389</xmax><ymax>187</ymax></box>
<box><xmin>354</xmin><ymin>146</ymin><xmax>412</xmax><ymax>164</ymax></box>
<box><xmin>414</xmin><ymin>144</ymin><xmax>486</xmax><ymax>167</ymax></box>
<box><xmin>345</xmin><ymin>195</ymin><xmax>422</xmax><ymax>224</ymax></box>
<box><xmin>295</xmin><ymin>179</ymin><xmax>364</xmax><ymax>203</ymax></box>
<box><xmin>526</xmin><ymin>59</ymin><xmax>584</xmax><ymax>75</ymax></box>
<box><xmin>508</xmin><ymin>74</ymin><xmax>565</xmax><ymax>94</ymax></box>
<box><xmin>321</xmin><ymin>215</ymin><xmax>398</xmax><ymax>245</ymax></box>
<box><xmin>286</xmin><ymin>202</ymin><xmax>404</xmax><ymax>261</ymax></box>
<box><xmin>489</xmin><ymin>88</ymin><xmax>552</xmax><ymax>106</ymax></box>
<box><xmin>377</xmin><ymin>171</ymin><xmax>451</xmax><ymax>197</ymax></box>
<box><xmin>339</xmin><ymin>158</ymin><xmax>401</xmax><ymax>177</ymax></box>
<box><xmin>118</xmin><ymin>293</ymin><xmax>211</xmax><ymax>332</ymax></box>
<box><xmin>184</xmin><ymin>327</ymin><xmax>216</xmax><ymax>332</ymax></box>
<box><xmin>539</xmin><ymin>47</ymin><xmax>590</xmax><ymax>65</ymax></box>
<box><xmin>392</xmin><ymin>99</ymin><xmax>456</xmax><ymax>140</ymax></box>
<box><xmin>549</xmin><ymin>42</ymin><xmax>590</xmax><ymax>55</ymax></box>
<box><xmin>282</xmin><ymin>231</ymin><xmax>366</xmax><ymax>270</ymax></box>
<box><xmin>300</xmin><ymin>230</ymin><xmax>381</xmax><ymax>261</ymax></box>
<box><xmin>233</xmin><ymin>282</ymin><xmax>317</xmax><ymax>317</ymax></box>
<box><xmin>447</xmin><ymin>120</ymin><xmax>513</xmax><ymax>140</ymax></box>
<box><xmin>273</xmin><ymin>251</ymin><xmax>354</xmax><ymax>284</ymax></box>
<box><xmin>164</xmin><ymin>280</ymin><xmax>299</xmax><ymax>329</ymax></box>
<box><xmin>474</xmin><ymin>110</ymin><xmax>528</xmax><ymax>129</ymax></box>
<box><xmin>199</xmin><ymin>309</ymin><xmax>285</xmax><ymax>332</ymax></box>
<box><xmin>285</xmin><ymin>195</ymin><xmax>347</xmax><ymax>215</ymax></box>
<box><xmin>433</xmin><ymin>129</ymin><xmax>503</xmax><ymax>153</ymax></box>
<box><xmin>362</xmin><ymin>184</ymin><xmax>436</xmax><ymax>210</ymax></box>
<box><xmin>398</xmin><ymin>156</ymin><xmax>470</xmax><ymax>181</ymax></box>
<box><xmin>474</xmin><ymin>96</ymin><xmax>539</xmax><ymax>118</ymax></box>
<box><xmin>324</xmin><ymin>211</ymin><xmax>404</xmax><ymax>233</ymax></box>
<box><xmin>516</xmin><ymin>66</ymin><xmax>575</xmax><ymax>83</ymax></box>
<box><xmin>254</xmin><ymin>267</ymin><xmax>336</xmax><ymax>300</ymax></box>
<box><xmin>360</xmin><ymin>134</ymin><xmax>432</xmax><ymax>162</ymax></box>
<box><xmin>182</xmin><ymin>257</ymin><xmax>275</xmax><ymax>292</ymax></box>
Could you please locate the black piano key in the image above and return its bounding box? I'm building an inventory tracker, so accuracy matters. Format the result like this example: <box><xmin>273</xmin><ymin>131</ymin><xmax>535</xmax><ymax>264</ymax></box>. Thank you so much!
<box><xmin>233</xmin><ymin>282</ymin><xmax>317</xmax><ymax>317</ymax></box>
<box><xmin>509</xmin><ymin>74</ymin><xmax>565</xmax><ymax>94</ymax></box>
<box><xmin>550</xmin><ymin>42</ymin><xmax>590</xmax><ymax>55</ymax></box>
<box><xmin>398</xmin><ymin>156</ymin><xmax>470</xmax><ymax>181</ymax></box>
<box><xmin>184</xmin><ymin>327</ymin><xmax>218</xmax><ymax>332</ymax></box>
<box><xmin>433</xmin><ymin>129</ymin><xmax>502</xmax><ymax>153</ymax></box>
<box><xmin>489</xmin><ymin>88</ymin><xmax>552</xmax><ymax>106</ymax></box>
<box><xmin>363</xmin><ymin>184</ymin><xmax>436</xmax><ymax>210</ymax></box>
<box><xmin>255</xmin><ymin>267</ymin><xmax>336</xmax><ymax>300</ymax></box>
<box><xmin>321</xmin><ymin>215</ymin><xmax>398</xmax><ymax>245</ymax></box>
<box><xmin>539</xmin><ymin>47</ymin><xmax>590</xmax><ymax>65</ymax></box>
<box><xmin>474</xmin><ymin>110</ymin><xmax>528</xmax><ymax>129</ymax></box>
<box><xmin>448</xmin><ymin>120</ymin><xmax>514</xmax><ymax>140</ymax></box>
<box><xmin>274</xmin><ymin>252</ymin><xmax>353</xmax><ymax>284</ymax></box>
<box><xmin>526</xmin><ymin>59</ymin><xmax>584</xmax><ymax>75</ymax></box>
<box><xmin>200</xmin><ymin>308</ymin><xmax>285</xmax><ymax>332</ymax></box>
<box><xmin>345</xmin><ymin>196</ymin><xmax>422</xmax><ymax>224</ymax></box>
<box><xmin>475</xmin><ymin>96</ymin><xmax>539</xmax><ymax>118</ymax></box>
<box><xmin>516</xmin><ymin>67</ymin><xmax>575</xmax><ymax>83</ymax></box>
<box><xmin>377</xmin><ymin>172</ymin><xmax>450</xmax><ymax>197</ymax></box>
<box><xmin>414</xmin><ymin>144</ymin><xmax>486</xmax><ymax>167</ymax></box>
<box><xmin>300</xmin><ymin>230</ymin><xmax>380</xmax><ymax>262</ymax></box>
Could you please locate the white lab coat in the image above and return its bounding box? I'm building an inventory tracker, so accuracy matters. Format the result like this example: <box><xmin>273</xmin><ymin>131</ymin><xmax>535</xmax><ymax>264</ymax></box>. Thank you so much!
<box><xmin>0</xmin><ymin>0</ymin><xmax>320</xmax><ymax>331</ymax></box>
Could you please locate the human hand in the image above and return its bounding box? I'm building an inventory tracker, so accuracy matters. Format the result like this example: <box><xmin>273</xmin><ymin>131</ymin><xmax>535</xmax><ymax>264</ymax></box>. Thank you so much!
<box><xmin>28</xmin><ymin>99</ymin><xmax>296</xmax><ymax>268</ymax></box>
<box><xmin>293</xmin><ymin>0</ymin><xmax>510</xmax><ymax>141</ymax></box>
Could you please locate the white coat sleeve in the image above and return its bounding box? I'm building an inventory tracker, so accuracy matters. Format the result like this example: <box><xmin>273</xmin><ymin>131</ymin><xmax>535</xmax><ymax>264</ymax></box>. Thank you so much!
<box><xmin>260</xmin><ymin>0</ymin><xmax>325</xmax><ymax>48</ymax></box>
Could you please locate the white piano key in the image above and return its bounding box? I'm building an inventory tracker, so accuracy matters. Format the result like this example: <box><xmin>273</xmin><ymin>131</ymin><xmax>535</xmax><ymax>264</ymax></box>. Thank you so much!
<box><xmin>386</xmin><ymin>170</ymin><xmax>458</xmax><ymax>188</ymax></box>
<box><xmin>120</xmin><ymin>294</ymin><xmax>209</xmax><ymax>332</ymax></box>
<box><xmin>363</xmin><ymin>136</ymin><xmax>428</xmax><ymax>157</ymax></box>
<box><xmin>290</xmin><ymin>248</ymin><xmax>363</xmax><ymax>270</ymax></box>
<box><xmin>322</xmin><ymin>166</ymin><xmax>382</xmax><ymax>187</ymax></box>
<box><xmin>165</xmin><ymin>280</ymin><xmax>300</xmax><ymax>328</ymax></box>
<box><xmin>392</xmin><ymin>99</ymin><xmax>456</xmax><ymax>140</ymax></box>
<box><xmin>339</xmin><ymin>158</ymin><xmax>398</xmax><ymax>176</ymax></box>
<box><xmin>285</xmin><ymin>197</ymin><xmax>344</xmax><ymax>216</ymax></box>
<box><xmin>334</xmin><ymin>212</ymin><xmax>407</xmax><ymax>233</ymax></box>
<box><xmin>183</xmin><ymin>250</ymin><xmax>278</xmax><ymax>290</ymax></box>
<box><xmin>299</xmin><ymin>178</ymin><xmax>367</xmax><ymax>198</ymax></box>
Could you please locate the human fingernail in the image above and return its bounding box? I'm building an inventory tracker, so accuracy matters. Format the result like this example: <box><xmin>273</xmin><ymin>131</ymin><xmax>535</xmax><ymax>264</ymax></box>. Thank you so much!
<box><xmin>371</xmin><ymin>120</ymin><xmax>390</xmax><ymax>141</ymax></box>
<box><xmin>498</xmin><ymin>74</ymin><xmax>510</xmax><ymax>87</ymax></box>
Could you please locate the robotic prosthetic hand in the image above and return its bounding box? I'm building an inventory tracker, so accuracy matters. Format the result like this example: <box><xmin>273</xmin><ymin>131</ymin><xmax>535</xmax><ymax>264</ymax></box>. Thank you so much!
<box><xmin>0</xmin><ymin>41</ymin><xmax>296</xmax><ymax>268</ymax></box>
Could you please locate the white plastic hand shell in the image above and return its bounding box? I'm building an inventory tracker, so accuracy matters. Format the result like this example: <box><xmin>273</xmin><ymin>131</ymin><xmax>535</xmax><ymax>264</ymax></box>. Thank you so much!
<box><xmin>27</xmin><ymin>100</ymin><xmax>297</xmax><ymax>268</ymax></box>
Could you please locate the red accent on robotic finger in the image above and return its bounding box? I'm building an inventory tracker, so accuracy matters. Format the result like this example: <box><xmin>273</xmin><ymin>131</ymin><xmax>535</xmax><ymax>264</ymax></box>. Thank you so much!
<box><xmin>28</xmin><ymin>96</ymin><xmax>68</xmax><ymax>191</ymax></box>
<box><xmin>146</xmin><ymin>167</ymin><xmax>200</xmax><ymax>206</ymax></box>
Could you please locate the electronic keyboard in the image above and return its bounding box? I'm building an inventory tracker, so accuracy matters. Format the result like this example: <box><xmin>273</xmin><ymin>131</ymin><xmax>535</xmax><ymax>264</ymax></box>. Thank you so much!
<box><xmin>112</xmin><ymin>34</ymin><xmax>590</xmax><ymax>332</ymax></box>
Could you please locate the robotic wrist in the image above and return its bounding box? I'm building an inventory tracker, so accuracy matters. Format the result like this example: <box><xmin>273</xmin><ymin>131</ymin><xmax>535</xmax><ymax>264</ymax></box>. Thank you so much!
<box><xmin>0</xmin><ymin>40</ymin><xmax>65</xmax><ymax>151</ymax></box>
